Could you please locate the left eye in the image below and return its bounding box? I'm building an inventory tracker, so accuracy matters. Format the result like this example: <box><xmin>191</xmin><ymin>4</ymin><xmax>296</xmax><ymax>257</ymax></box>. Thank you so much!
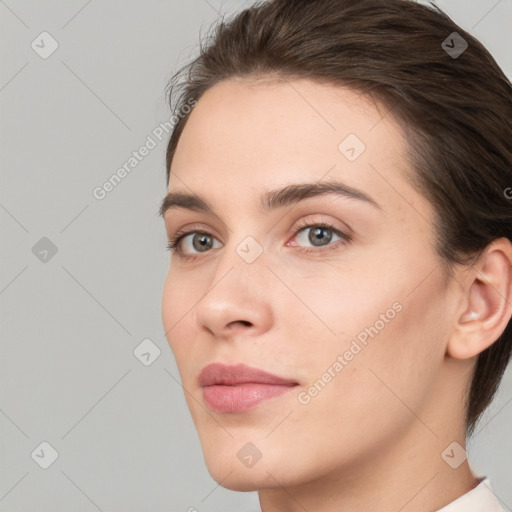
<box><xmin>293</xmin><ymin>224</ymin><xmax>344</xmax><ymax>248</ymax></box>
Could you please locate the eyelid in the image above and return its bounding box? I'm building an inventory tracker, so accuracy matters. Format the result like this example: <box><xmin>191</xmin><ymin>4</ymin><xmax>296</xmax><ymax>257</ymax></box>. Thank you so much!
<box><xmin>168</xmin><ymin>214</ymin><xmax>351</xmax><ymax>242</ymax></box>
<box><xmin>289</xmin><ymin>214</ymin><xmax>353</xmax><ymax>239</ymax></box>
<box><xmin>167</xmin><ymin>222</ymin><xmax>218</xmax><ymax>243</ymax></box>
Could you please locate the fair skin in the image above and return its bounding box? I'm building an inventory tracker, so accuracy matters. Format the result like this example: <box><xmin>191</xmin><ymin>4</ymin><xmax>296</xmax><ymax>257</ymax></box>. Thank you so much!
<box><xmin>161</xmin><ymin>76</ymin><xmax>512</xmax><ymax>512</ymax></box>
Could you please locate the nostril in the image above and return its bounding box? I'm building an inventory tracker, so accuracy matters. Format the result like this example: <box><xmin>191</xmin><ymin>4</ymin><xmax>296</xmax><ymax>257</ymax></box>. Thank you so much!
<box><xmin>233</xmin><ymin>320</ymin><xmax>252</xmax><ymax>327</ymax></box>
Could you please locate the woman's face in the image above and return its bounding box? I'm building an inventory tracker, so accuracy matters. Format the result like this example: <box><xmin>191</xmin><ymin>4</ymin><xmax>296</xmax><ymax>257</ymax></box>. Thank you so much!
<box><xmin>161</xmin><ymin>77</ymin><xmax>459</xmax><ymax>491</ymax></box>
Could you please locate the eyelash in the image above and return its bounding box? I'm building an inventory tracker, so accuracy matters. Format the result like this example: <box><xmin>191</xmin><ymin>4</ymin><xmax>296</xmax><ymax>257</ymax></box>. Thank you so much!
<box><xmin>166</xmin><ymin>220</ymin><xmax>352</xmax><ymax>261</ymax></box>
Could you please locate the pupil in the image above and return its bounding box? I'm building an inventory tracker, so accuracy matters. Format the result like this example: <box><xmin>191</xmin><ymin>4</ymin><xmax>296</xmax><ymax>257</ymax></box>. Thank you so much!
<box><xmin>194</xmin><ymin>234</ymin><xmax>212</xmax><ymax>251</ymax></box>
<box><xmin>310</xmin><ymin>227</ymin><xmax>332</xmax><ymax>246</ymax></box>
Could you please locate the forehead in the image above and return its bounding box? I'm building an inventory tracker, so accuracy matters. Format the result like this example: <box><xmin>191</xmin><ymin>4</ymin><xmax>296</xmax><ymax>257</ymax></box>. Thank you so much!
<box><xmin>168</xmin><ymin>77</ymin><xmax>426</xmax><ymax>222</ymax></box>
<box><xmin>174</xmin><ymin>76</ymin><xmax>400</xmax><ymax>161</ymax></box>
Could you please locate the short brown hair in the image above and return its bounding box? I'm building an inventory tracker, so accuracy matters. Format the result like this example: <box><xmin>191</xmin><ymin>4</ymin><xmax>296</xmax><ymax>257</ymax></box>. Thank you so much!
<box><xmin>164</xmin><ymin>0</ymin><xmax>512</xmax><ymax>438</ymax></box>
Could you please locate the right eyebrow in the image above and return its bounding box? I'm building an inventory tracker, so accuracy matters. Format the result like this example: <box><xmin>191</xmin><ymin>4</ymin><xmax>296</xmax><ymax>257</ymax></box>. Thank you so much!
<box><xmin>159</xmin><ymin>192</ymin><xmax>213</xmax><ymax>217</ymax></box>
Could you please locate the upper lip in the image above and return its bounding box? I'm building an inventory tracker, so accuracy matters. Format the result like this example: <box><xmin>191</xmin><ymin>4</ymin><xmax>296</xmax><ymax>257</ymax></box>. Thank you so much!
<box><xmin>198</xmin><ymin>363</ymin><xmax>298</xmax><ymax>387</ymax></box>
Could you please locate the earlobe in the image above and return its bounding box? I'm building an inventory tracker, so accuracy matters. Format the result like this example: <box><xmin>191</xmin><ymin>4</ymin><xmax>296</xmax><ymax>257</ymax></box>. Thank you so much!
<box><xmin>447</xmin><ymin>238</ymin><xmax>512</xmax><ymax>360</ymax></box>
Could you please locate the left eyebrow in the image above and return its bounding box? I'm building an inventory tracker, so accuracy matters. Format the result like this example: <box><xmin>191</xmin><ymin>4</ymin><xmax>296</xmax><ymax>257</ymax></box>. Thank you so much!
<box><xmin>159</xmin><ymin>179</ymin><xmax>382</xmax><ymax>218</ymax></box>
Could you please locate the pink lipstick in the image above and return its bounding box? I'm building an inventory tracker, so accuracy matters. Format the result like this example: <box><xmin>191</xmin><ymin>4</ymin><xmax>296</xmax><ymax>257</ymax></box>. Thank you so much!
<box><xmin>198</xmin><ymin>363</ymin><xmax>298</xmax><ymax>413</ymax></box>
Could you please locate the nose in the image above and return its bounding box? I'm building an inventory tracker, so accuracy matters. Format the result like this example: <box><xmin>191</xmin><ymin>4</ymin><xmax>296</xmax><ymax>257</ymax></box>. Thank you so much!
<box><xmin>193</xmin><ymin>247</ymin><xmax>274</xmax><ymax>339</ymax></box>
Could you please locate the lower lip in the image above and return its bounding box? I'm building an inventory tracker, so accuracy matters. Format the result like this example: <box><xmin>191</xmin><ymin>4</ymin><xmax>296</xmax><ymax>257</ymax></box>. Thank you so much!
<box><xmin>202</xmin><ymin>383</ymin><xmax>297</xmax><ymax>413</ymax></box>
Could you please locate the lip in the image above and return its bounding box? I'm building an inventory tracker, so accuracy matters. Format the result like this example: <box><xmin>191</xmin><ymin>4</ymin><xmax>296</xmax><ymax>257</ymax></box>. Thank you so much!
<box><xmin>198</xmin><ymin>363</ymin><xmax>298</xmax><ymax>413</ymax></box>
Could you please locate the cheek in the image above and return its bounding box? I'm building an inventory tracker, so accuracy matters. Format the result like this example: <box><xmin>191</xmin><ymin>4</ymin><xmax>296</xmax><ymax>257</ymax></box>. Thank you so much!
<box><xmin>286</xmin><ymin>255</ymin><xmax>448</xmax><ymax>410</ymax></box>
<box><xmin>161</xmin><ymin>270</ymin><xmax>178</xmax><ymax>341</ymax></box>
<box><xmin>280</xmin><ymin>264</ymin><xmax>403</xmax><ymax>364</ymax></box>
<box><xmin>284</xmin><ymin>288</ymin><xmax>445</xmax><ymax>470</ymax></box>
<box><xmin>161</xmin><ymin>268</ymin><xmax>198</xmax><ymax>360</ymax></box>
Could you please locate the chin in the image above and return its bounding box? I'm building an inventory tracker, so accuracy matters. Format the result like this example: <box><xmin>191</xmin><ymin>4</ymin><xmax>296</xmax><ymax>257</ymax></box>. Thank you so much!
<box><xmin>200</xmin><ymin>439</ymin><xmax>312</xmax><ymax>492</ymax></box>
<box><xmin>199</xmin><ymin>441</ymin><xmax>264</xmax><ymax>490</ymax></box>
<box><xmin>204</xmin><ymin>458</ymin><xmax>278</xmax><ymax>492</ymax></box>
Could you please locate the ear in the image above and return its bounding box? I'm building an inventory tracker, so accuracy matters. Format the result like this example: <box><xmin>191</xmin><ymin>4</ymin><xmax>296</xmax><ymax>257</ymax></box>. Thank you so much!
<box><xmin>447</xmin><ymin>237</ymin><xmax>512</xmax><ymax>360</ymax></box>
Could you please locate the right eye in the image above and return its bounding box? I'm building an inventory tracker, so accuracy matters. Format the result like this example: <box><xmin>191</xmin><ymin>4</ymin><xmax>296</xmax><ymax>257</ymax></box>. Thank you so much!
<box><xmin>166</xmin><ymin>230</ymin><xmax>222</xmax><ymax>259</ymax></box>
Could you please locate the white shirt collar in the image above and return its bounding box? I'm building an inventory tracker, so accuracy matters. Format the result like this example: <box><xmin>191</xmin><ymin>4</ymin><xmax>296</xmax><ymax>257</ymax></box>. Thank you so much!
<box><xmin>436</xmin><ymin>477</ymin><xmax>504</xmax><ymax>511</ymax></box>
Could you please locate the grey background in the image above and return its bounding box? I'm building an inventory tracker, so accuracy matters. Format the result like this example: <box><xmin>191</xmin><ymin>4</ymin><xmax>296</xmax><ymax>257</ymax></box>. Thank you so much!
<box><xmin>1</xmin><ymin>1</ymin><xmax>511</xmax><ymax>511</ymax></box>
